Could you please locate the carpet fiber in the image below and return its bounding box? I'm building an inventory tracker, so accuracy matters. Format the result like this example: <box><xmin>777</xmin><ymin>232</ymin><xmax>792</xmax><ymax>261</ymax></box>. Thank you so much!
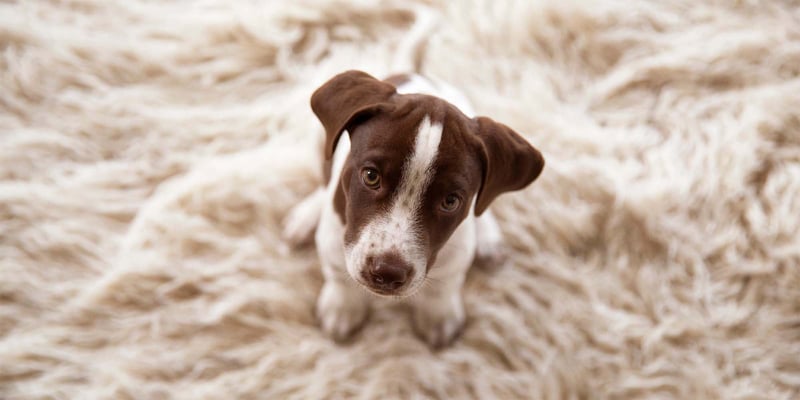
<box><xmin>2</xmin><ymin>0</ymin><xmax>799</xmax><ymax>398</ymax></box>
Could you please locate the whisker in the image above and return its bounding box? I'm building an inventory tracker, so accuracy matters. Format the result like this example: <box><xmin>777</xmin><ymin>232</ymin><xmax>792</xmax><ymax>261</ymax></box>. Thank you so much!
<box><xmin>423</xmin><ymin>275</ymin><xmax>444</xmax><ymax>285</ymax></box>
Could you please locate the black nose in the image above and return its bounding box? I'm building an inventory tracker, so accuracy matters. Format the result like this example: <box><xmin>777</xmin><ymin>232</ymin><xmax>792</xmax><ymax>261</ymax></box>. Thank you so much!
<box><xmin>366</xmin><ymin>256</ymin><xmax>411</xmax><ymax>291</ymax></box>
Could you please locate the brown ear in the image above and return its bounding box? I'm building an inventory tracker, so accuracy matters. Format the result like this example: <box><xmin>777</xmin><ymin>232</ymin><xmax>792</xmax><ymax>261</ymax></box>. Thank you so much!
<box><xmin>473</xmin><ymin>117</ymin><xmax>545</xmax><ymax>216</ymax></box>
<box><xmin>310</xmin><ymin>70</ymin><xmax>397</xmax><ymax>159</ymax></box>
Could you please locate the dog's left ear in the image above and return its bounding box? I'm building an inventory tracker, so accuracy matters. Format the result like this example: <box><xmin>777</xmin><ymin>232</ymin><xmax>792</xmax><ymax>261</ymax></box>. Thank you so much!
<box><xmin>473</xmin><ymin>117</ymin><xmax>545</xmax><ymax>216</ymax></box>
<box><xmin>310</xmin><ymin>70</ymin><xmax>397</xmax><ymax>159</ymax></box>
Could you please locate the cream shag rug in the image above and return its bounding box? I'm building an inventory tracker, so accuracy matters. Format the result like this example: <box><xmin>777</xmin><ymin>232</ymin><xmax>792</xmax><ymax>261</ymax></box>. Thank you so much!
<box><xmin>1</xmin><ymin>0</ymin><xmax>799</xmax><ymax>398</ymax></box>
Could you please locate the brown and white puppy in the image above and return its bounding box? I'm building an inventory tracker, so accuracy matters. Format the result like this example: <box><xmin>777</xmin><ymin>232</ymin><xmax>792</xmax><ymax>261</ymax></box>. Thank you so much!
<box><xmin>283</xmin><ymin>70</ymin><xmax>544</xmax><ymax>348</ymax></box>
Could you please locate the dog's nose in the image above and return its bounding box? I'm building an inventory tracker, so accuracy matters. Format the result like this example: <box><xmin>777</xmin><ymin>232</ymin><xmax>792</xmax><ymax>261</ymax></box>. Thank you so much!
<box><xmin>366</xmin><ymin>257</ymin><xmax>411</xmax><ymax>291</ymax></box>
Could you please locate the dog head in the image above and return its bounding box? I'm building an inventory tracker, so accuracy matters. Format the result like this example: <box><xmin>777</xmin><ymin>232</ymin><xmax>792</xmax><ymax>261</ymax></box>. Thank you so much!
<box><xmin>311</xmin><ymin>70</ymin><xmax>544</xmax><ymax>297</ymax></box>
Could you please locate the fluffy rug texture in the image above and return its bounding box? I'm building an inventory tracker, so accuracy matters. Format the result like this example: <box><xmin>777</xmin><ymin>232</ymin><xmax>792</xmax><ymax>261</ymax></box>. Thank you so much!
<box><xmin>2</xmin><ymin>0</ymin><xmax>799</xmax><ymax>398</ymax></box>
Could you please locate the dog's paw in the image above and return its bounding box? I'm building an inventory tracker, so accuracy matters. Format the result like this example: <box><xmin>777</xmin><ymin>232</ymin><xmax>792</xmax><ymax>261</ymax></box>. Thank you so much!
<box><xmin>474</xmin><ymin>240</ymin><xmax>509</xmax><ymax>270</ymax></box>
<box><xmin>282</xmin><ymin>189</ymin><xmax>324</xmax><ymax>247</ymax></box>
<box><xmin>474</xmin><ymin>210</ymin><xmax>509</xmax><ymax>270</ymax></box>
<box><xmin>316</xmin><ymin>282</ymin><xmax>369</xmax><ymax>342</ymax></box>
<box><xmin>412</xmin><ymin>296</ymin><xmax>466</xmax><ymax>349</ymax></box>
<box><xmin>282</xmin><ymin>213</ymin><xmax>315</xmax><ymax>247</ymax></box>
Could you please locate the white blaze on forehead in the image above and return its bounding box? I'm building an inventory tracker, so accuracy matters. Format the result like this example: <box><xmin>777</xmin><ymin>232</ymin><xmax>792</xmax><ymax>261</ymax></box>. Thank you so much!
<box><xmin>401</xmin><ymin>115</ymin><xmax>443</xmax><ymax>211</ymax></box>
<box><xmin>345</xmin><ymin>115</ymin><xmax>443</xmax><ymax>294</ymax></box>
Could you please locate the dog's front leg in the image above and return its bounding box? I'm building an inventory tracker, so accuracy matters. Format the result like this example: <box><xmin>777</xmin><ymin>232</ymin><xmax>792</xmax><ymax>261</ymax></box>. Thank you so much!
<box><xmin>410</xmin><ymin>276</ymin><xmax>466</xmax><ymax>349</ymax></box>
<box><xmin>409</xmin><ymin>219</ymin><xmax>474</xmax><ymax>349</ymax></box>
<box><xmin>316</xmin><ymin>265</ymin><xmax>370</xmax><ymax>342</ymax></box>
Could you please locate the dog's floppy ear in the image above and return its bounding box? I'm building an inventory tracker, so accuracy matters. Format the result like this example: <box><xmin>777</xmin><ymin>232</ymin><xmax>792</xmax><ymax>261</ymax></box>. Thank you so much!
<box><xmin>473</xmin><ymin>117</ymin><xmax>545</xmax><ymax>216</ymax></box>
<box><xmin>310</xmin><ymin>70</ymin><xmax>397</xmax><ymax>159</ymax></box>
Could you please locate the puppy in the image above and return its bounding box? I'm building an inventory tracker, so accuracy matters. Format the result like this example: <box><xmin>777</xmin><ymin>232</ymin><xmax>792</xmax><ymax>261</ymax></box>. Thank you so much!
<box><xmin>283</xmin><ymin>70</ymin><xmax>544</xmax><ymax>348</ymax></box>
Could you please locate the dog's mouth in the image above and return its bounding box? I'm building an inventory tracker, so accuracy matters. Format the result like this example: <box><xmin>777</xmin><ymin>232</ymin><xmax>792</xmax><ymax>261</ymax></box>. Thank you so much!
<box><xmin>353</xmin><ymin>275</ymin><xmax>414</xmax><ymax>298</ymax></box>
<box><xmin>351</xmin><ymin>270</ymin><xmax>422</xmax><ymax>299</ymax></box>
<box><xmin>364</xmin><ymin>285</ymin><xmax>405</xmax><ymax>297</ymax></box>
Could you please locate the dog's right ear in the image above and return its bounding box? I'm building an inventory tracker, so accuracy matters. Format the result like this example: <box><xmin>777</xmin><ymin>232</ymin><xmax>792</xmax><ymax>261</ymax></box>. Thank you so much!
<box><xmin>310</xmin><ymin>70</ymin><xmax>397</xmax><ymax>159</ymax></box>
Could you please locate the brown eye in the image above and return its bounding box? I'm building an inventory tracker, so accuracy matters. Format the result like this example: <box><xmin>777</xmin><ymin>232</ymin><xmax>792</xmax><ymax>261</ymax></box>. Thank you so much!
<box><xmin>361</xmin><ymin>168</ymin><xmax>381</xmax><ymax>189</ymax></box>
<box><xmin>440</xmin><ymin>194</ymin><xmax>461</xmax><ymax>212</ymax></box>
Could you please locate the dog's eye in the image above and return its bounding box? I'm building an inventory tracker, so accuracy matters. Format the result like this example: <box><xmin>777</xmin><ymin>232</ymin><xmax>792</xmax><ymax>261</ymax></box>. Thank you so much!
<box><xmin>361</xmin><ymin>168</ymin><xmax>381</xmax><ymax>189</ymax></box>
<box><xmin>440</xmin><ymin>194</ymin><xmax>461</xmax><ymax>212</ymax></box>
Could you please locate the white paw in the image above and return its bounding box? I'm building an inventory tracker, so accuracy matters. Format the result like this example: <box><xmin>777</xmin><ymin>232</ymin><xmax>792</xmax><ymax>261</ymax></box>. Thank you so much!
<box><xmin>316</xmin><ymin>282</ymin><xmax>369</xmax><ymax>342</ymax></box>
<box><xmin>474</xmin><ymin>239</ymin><xmax>509</xmax><ymax>270</ymax></box>
<box><xmin>474</xmin><ymin>210</ymin><xmax>509</xmax><ymax>270</ymax></box>
<box><xmin>282</xmin><ymin>188</ymin><xmax>324</xmax><ymax>247</ymax></box>
<box><xmin>412</xmin><ymin>296</ymin><xmax>466</xmax><ymax>349</ymax></box>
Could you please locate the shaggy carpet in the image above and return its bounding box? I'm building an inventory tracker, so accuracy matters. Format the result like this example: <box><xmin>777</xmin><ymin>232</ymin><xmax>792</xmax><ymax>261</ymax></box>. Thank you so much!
<box><xmin>1</xmin><ymin>0</ymin><xmax>799</xmax><ymax>398</ymax></box>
